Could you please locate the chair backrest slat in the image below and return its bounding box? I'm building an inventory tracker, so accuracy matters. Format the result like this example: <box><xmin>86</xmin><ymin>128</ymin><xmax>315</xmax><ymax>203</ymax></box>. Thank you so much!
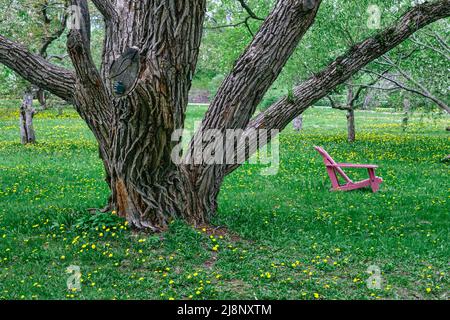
<box><xmin>314</xmin><ymin>146</ymin><xmax>353</xmax><ymax>184</ymax></box>
<box><xmin>314</xmin><ymin>147</ymin><xmax>336</xmax><ymax>165</ymax></box>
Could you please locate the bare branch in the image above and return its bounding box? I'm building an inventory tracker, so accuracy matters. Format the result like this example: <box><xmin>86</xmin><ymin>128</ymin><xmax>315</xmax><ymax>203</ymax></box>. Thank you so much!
<box><xmin>206</xmin><ymin>20</ymin><xmax>247</xmax><ymax>30</ymax></box>
<box><xmin>354</xmin><ymin>84</ymin><xmax>399</xmax><ymax>92</ymax></box>
<box><xmin>364</xmin><ymin>63</ymin><xmax>450</xmax><ymax>113</ymax></box>
<box><xmin>237</xmin><ymin>0</ymin><xmax>264</xmax><ymax>21</ymax></box>
<box><xmin>411</xmin><ymin>34</ymin><xmax>450</xmax><ymax>61</ymax></box>
<box><xmin>67</xmin><ymin>0</ymin><xmax>102</xmax><ymax>86</ymax></box>
<box><xmin>432</xmin><ymin>31</ymin><xmax>450</xmax><ymax>51</ymax></box>
<box><xmin>363</xmin><ymin>69</ymin><xmax>423</xmax><ymax>94</ymax></box>
<box><xmin>327</xmin><ymin>95</ymin><xmax>349</xmax><ymax>110</ymax></box>
<box><xmin>66</xmin><ymin>0</ymin><xmax>112</xmax><ymax>146</ymax></box>
<box><xmin>348</xmin><ymin>69</ymin><xmax>392</xmax><ymax>106</ymax></box>
<box><xmin>206</xmin><ymin>0</ymin><xmax>264</xmax><ymax>36</ymax></box>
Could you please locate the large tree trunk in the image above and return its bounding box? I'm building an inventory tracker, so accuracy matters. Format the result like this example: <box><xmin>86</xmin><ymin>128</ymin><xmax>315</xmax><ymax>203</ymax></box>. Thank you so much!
<box><xmin>103</xmin><ymin>164</ymin><xmax>220</xmax><ymax>230</ymax></box>
<box><xmin>1</xmin><ymin>0</ymin><xmax>448</xmax><ymax>231</ymax></box>
<box><xmin>19</xmin><ymin>89</ymin><xmax>36</xmax><ymax>144</ymax></box>
<box><xmin>65</xmin><ymin>0</ymin><xmax>211</xmax><ymax>230</ymax></box>
<box><xmin>96</xmin><ymin>0</ymin><xmax>322</xmax><ymax>229</ymax></box>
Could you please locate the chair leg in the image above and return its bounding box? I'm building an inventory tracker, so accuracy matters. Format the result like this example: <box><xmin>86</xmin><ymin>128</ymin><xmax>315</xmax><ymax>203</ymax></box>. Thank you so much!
<box><xmin>368</xmin><ymin>169</ymin><xmax>379</xmax><ymax>193</ymax></box>
<box><xmin>327</xmin><ymin>168</ymin><xmax>340</xmax><ymax>190</ymax></box>
<box><xmin>371</xmin><ymin>182</ymin><xmax>380</xmax><ymax>193</ymax></box>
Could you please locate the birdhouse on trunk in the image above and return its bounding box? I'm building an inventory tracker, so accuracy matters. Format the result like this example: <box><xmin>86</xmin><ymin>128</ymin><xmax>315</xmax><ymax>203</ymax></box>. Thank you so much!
<box><xmin>109</xmin><ymin>47</ymin><xmax>141</xmax><ymax>97</ymax></box>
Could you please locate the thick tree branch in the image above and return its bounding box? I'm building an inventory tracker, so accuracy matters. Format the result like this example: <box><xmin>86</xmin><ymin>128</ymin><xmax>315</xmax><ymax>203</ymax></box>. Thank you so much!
<box><xmin>199</xmin><ymin>0</ymin><xmax>322</xmax><ymax>133</ymax></box>
<box><xmin>91</xmin><ymin>0</ymin><xmax>117</xmax><ymax>21</ymax></box>
<box><xmin>66</xmin><ymin>0</ymin><xmax>112</xmax><ymax>150</ymax></box>
<box><xmin>185</xmin><ymin>0</ymin><xmax>322</xmax><ymax>198</ymax></box>
<box><xmin>228</xmin><ymin>0</ymin><xmax>450</xmax><ymax>174</ymax></box>
<box><xmin>67</xmin><ymin>0</ymin><xmax>100</xmax><ymax>85</ymax></box>
<box><xmin>0</xmin><ymin>34</ymin><xmax>75</xmax><ymax>101</ymax></box>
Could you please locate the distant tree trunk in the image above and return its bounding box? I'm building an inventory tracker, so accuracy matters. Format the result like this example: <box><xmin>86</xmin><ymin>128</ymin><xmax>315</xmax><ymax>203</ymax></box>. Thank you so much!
<box><xmin>293</xmin><ymin>115</ymin><xmax>303</xmax><ymax>132</ymax></box>
<box><xmin>346</xmin><ymin>83</ymin><xmax>356</xmax><ymax>143</ymax></box>
<box><xmin>362</xmin><ymin>91</ymin><xmax>373</xmax><ymax>110</ymax></box>
<box><xmin>346</xmin><ymin>108</ymin><xmax>356</xmax><ymax>143</ymax></box>
<box><xmin>57</xmin><ymin>105</ymin><xmax>64</xmax><ymax>116</ymax></box>
<box><xmin>19</xmin><ymin>89</ymin><xmax>36</xmax><ymax>144</ymax></box>
<box><xmin>402</xmin><ymin>98</ymin><xmax>411</xmax><ymax>131</ymax></box>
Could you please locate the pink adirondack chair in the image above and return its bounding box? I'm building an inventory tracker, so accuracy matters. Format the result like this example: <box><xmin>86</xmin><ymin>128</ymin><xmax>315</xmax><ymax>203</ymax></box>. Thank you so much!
<box><xmin>314</xmin><ymin>146</ymin><xmax>383</xmax><ymax>193</ymax></box>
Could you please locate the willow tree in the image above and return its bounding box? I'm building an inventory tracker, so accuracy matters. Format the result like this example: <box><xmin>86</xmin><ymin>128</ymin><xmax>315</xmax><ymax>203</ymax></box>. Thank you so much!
<box><xmin>0</xmin><ymin>0</ymin><xmax>448</xmax><ymax>231</ymax></box>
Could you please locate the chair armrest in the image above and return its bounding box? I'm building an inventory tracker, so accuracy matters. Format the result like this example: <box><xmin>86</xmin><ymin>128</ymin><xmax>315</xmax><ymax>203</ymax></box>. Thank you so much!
<box><xmin>327</xmin><ymin>163</ymin><xmax>378</xmax><ymax>169</ymax></box>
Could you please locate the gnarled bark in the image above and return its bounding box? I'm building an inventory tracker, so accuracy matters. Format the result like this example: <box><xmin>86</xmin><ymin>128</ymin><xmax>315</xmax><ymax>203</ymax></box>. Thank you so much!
<box><xmin>65</xmin><ymin>0</ymin><xmax>209</xmax><ymax>230</ymax></box>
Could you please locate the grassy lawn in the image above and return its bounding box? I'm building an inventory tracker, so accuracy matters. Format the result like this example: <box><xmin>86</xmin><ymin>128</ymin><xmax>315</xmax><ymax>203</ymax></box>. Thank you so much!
<box><xmin>0</xmin><ymin>100</ymin><xmax>448</xmax><ymax>300</ymax></box>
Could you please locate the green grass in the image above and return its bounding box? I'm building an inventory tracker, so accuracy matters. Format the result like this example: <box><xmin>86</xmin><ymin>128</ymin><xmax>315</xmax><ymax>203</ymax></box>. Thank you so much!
<box><xmin>0</xmin><ymin>101</ymin><xmax>448</xmax><ymax>300</ymax></box>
